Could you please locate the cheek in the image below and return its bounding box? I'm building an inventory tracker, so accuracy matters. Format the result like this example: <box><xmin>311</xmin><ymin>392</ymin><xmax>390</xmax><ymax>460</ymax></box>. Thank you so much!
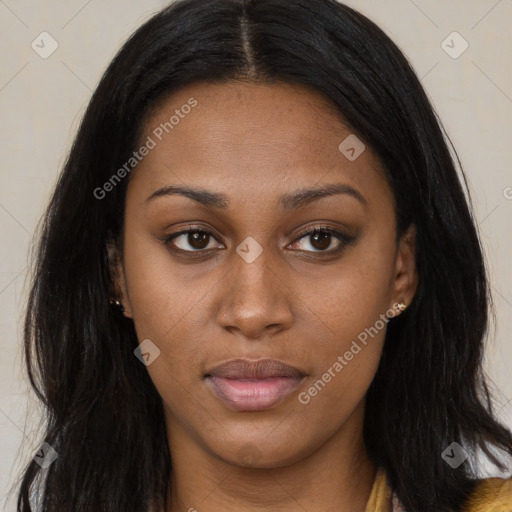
<box><xmin>122</xmin><ymin>229</ymin><xmax>215</xmax><ymax>341</ymax></box>
<box><xmin>121</xmin><ymin>236</ymin><xmax>218</xmax><ymax>415</ymax></box>
<box><xmin>290</xmin><ymin>236</ymin><xmax>395</xmax><ymax>409</ymax></box>
<box><xmin>296</xmin><ymin>239</ymin><xmax>396</xmax><ymax>341</ymax></box>
<box><xmin>297</xmin><ymin>293</ymin><xmax>388</xmax><ymax>411</ymax></box>
<box><xmin>292</xmin><ymin>276</ymin><xmax>390</xmax><ymax>437</ymax></box>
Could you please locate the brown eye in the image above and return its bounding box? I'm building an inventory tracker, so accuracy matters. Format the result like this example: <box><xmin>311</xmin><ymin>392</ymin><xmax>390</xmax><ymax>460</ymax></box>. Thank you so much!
<box><xmin>165</xmin><ymin>229</ymin><xmax>222</xmax><ymax>252</ymax></box>
<box><xmin>290</xmin><ymin>226</ymin><xmax>355</xmax><ymax>253</ymax></box>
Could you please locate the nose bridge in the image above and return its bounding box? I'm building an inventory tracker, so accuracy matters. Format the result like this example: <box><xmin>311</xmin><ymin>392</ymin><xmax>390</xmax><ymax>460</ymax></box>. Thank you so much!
<box><xmin>216</xmin><ymin>237</ymin><xmax>293</xmax><ymax>337</ymax></box>
<box><xmin>231</xmin><ymin>237</ymin><xmax>282</xmax><ymax>308</ymax></box>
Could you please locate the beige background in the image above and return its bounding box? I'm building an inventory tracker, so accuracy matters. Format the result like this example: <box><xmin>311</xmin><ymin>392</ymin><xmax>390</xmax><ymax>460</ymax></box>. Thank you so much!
<box><xmin>0</xmin><ymin>0</ymin><xmax>511</xmax><ymax>508</ymax></box>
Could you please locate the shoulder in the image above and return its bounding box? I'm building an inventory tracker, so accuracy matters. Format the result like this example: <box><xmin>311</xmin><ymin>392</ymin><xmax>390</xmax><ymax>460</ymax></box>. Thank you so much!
<box><xmin>461</xmin><ymin>474</ymin><xmax>512</xmax><ymax>512</ymax></box>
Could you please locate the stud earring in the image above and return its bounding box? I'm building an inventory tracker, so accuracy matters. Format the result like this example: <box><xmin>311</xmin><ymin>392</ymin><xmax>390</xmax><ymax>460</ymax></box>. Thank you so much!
<box><xmin>397</xmin><ymin>301</ymin><xmax>407</xmax><ymax>312</ymax></box>
<box><xmin>109</xmin><ymin>297</ymin><xmax>125</xmax><ymax>314</ymax></box>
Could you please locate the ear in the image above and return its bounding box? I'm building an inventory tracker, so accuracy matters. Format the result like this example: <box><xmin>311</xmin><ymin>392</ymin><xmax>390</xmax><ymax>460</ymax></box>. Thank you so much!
<box><xmin>389</xmin><ymin>224</ymin><xmax>418</xmax><ymax>316</ymax></box>
<box><xmin>107</xmin><ymin>239</ymin><xmax>133</xmax><ymax>318</ymax></box>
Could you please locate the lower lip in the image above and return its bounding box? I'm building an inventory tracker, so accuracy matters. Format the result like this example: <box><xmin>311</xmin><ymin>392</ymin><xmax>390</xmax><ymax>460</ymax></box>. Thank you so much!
<box><xmin>206</xmin><ymin>376</ymin><xmax>304</xmax><ymax>412</ymax></box>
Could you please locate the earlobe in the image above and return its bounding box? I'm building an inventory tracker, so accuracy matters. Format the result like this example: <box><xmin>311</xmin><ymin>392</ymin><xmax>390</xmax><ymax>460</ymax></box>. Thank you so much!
<box><xmin>390</xmin><ymin>224</ymin><xmax>418</xmax><ymax>315</ymax></box>
<box><xmin>106</xmin><ymin>240</ymin><xmax>133</xmax><ymax>318</ymax></box>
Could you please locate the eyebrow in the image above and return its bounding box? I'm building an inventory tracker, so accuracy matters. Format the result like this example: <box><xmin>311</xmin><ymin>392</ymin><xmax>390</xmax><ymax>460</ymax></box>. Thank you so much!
<box><xmin>145</xmin><ymin>182</ymin><xmax>367</xmax><ymax>210</ymax></box>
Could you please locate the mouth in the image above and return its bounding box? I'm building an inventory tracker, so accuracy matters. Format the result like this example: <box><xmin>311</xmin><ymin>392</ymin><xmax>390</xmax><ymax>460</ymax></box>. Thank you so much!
<box><xmin>204</xmin><ymin>358</ymin><xmax>306</xmax><ymax>412</ymax></box>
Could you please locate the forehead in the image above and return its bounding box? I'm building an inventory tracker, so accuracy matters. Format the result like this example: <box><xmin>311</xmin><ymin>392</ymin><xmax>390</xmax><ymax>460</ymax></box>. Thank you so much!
<box><xmin>128</xmin><ymin>81</ymin><xmax>391</xmax><ymax>211</ymax></box>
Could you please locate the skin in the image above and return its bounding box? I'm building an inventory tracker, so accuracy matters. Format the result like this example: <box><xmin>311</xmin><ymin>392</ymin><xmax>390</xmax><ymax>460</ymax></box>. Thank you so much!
<box><xmin>110</xmin><ymin>81</ymin><xmax>418</xmax><ymax>512</ymax></box>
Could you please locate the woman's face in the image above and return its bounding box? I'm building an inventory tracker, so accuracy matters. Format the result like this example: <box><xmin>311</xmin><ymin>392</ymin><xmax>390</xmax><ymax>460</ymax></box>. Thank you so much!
<box><xmin>113</xmin><ymin>81</ymin><xmax>417</xmax><ymax>468</ymax></box>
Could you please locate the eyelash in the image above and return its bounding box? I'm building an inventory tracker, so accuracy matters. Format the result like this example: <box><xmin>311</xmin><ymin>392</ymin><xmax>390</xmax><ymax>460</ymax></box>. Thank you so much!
<box><xmin>163</xmin><ymin>224</ymin><xmax>355</xmax><ymax>256</ymax></box>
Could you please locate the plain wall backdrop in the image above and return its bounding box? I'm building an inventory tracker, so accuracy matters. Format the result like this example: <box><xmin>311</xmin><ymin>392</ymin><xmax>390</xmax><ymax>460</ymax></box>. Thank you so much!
<box><xmin>0</xmin><ymin>0</ymin><xmax>511</xmax><ymax>508</ymax></box>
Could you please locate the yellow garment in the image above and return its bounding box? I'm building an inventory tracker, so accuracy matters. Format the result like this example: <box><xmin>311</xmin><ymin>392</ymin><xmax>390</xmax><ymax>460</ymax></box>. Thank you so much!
<box><xmin>364</xmin><ymin>467</ymin><xmax>393</xmax><ymax>512</ymax></box>
<box><xmin>365</xmin><ymin>467</ymin><xmax>512</xmax><ymax>512</ymax></box>
<box><xmin>461</xmin><ymin>474</ymin><xmax>512</xmax><ymax>512</ymax></box>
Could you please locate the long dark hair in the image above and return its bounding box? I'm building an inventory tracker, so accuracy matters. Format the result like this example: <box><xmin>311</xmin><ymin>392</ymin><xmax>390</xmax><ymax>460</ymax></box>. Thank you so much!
<box><xmin>16</xmin><ymin>0</ymin><xmax>512</xmax><ymax>510</ymax></box>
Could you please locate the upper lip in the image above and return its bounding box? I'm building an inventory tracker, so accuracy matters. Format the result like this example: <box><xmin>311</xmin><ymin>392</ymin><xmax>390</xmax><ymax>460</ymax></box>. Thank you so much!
<box><xmin>205</xmin><ymin>358</ymin><xmax>306</xmax><ymax>379</ymax></box>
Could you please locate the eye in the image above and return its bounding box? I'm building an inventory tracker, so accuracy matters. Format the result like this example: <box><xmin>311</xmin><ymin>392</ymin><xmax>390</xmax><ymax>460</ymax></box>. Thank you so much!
<box><xmin>289</xmin><ymin>225</ymin><xmax>355</xmax><ymax>253</ymax></box>
<box><xmin>164</xmin><ymin>227</ymin><xmax>223</xmax><ymax>252</ymax></box>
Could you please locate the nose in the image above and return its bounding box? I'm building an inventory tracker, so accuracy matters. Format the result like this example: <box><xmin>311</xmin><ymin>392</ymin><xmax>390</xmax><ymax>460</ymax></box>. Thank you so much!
<box><xmin>215</xmin><ymin>245</ymin><xmax>294</xmax><ymax>340</ymax></box>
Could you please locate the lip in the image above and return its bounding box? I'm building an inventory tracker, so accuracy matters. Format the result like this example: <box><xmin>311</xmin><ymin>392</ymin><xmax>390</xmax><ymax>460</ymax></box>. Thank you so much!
<box><xmin>205</xmin><ymin>358</ymin><xmax>306</xmax><ymax>412</ymax></box>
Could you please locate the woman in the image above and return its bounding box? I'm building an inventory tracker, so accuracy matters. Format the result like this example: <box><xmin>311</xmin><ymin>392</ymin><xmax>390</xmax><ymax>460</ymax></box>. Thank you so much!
<box><xmin>16</xmin><ymin>0</ymin><xmax>512</xmax><ymax>511</ymax></box>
